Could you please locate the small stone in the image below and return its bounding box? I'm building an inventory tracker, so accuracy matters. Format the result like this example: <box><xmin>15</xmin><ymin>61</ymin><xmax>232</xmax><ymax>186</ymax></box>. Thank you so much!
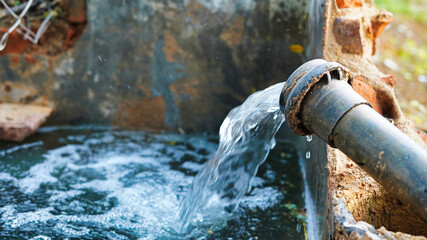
<box><xmin>0</xmin><ymin>103</ymin><xmax>53</xmax><ymax>142</ymax></box>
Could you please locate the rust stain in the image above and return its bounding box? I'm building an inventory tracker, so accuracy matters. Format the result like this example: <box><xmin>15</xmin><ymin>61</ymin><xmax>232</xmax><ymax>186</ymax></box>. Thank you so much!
<box><xmin>10</xmin><ymin>55</ymin><xmax>20</xmax><ymax>63</ymax></box>
<box><xmin>182</xmin><ymin>82</ymin><xmax>199</xmax><ymax>96</ymax></box>
<box><xmin>25</xmin><ymin>54</ymin><xmax>38</xmax><ymax>64</ymax></box>
<box><xmin>170</xmin><ymin>80</ymin><xmax>199</xmax><ymax>96</ymax></box>
<box><xmin>0</xmin><ymin>29</ymin><xmax>31</xmax><ymax>56</ymax></box>
<box><xmin>139</xmin><ymin>85</ymin><xmax>152</xmax><ymax>97</ymax></box>
<box><xmin>65</xmin><ymin>23</ymin><xmax>86</xmax><ymax>49</ymax></box>
<box><xmin>163</xmin><ymin>32</ymin><xmax>183</xmax><ymax>62</ymax></box>
<box><xmin>220</xmin><ymin>16</ymin><xmax>245</xmax><ymax>45</ymax></box>
<box><xmin>114</xmin><ymin>96</ymin><xmax>167</xmax><ymax>130</ymax></box>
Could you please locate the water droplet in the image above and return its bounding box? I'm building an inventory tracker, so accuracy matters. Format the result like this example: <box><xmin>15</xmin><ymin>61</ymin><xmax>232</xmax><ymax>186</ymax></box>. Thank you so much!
<box><xmin>296</xmin><ymin>222</ymin><xmax>301</xmax><ymax>232</ymax></box>
<box><xmin>306</xmin><ymin>135</ymin><xmax>312</xmax><ymax>142</ymax></box>
<box><xmin>305</xmin><ymin>151</ymin><xmax>311</xmax><ymax>159</ymax></box>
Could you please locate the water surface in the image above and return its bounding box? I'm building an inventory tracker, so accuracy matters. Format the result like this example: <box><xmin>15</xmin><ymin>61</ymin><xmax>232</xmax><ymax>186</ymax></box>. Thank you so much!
<box><xmin>0</xmin><ymin>127</ymin><xmax>305</xmax><ymax>239</ymax></box>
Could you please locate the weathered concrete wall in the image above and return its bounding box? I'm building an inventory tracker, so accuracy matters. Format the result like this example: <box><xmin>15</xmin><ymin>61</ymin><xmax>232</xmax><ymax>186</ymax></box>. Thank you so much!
<box><xmin>0</xmin><ymin>0</ymin><xmax>312</xmax><ymax>133</ymax></box>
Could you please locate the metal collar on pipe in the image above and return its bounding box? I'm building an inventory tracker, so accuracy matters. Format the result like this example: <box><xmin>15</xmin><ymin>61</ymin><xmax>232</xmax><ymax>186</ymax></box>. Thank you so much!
<box><xmin>279</xmin><ymin>59</ymin><xmax>354</xmax><ymax>136</ymax></box>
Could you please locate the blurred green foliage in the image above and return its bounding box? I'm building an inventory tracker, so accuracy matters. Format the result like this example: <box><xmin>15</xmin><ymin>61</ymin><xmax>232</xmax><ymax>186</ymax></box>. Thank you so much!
<box><xmin>375</xmin><ymin>0</ymin><xmax>427</xmax><ymax>23</ymax></box>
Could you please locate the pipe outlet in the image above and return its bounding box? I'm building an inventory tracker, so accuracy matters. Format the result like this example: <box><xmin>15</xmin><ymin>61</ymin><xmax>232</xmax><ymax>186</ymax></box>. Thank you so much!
<box><xmin>280</xmin><ymin>59</ymin><xmax>427</xmax><ymax>222</ymax></box>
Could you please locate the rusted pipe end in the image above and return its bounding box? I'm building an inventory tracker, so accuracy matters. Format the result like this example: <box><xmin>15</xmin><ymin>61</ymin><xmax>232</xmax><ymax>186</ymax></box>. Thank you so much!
<box><xmin>279</xmin><ymin>59</ymin><xmax>353</xmax><ymax>135</ymax></box>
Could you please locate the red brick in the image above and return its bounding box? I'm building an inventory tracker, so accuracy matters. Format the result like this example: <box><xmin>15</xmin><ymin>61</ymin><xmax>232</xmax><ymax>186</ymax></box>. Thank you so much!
<box><xmin>336</xmin><ymin>0</ymin><xmax>362</xmax><ymax>9</ymax></box>
<box><xmin>352</xmin><ymin>76</ymin><xmax>382</xmax><ymax>114</ymax></box>
<box><xmin>333</xmin><ymin>18</ymin><xmax>363</xmax><ymax>54</ymax></box>
<box><xmin>371</xmin><ymin>11</ymin><xmax>393</xmax><ymax>55</ymax></box>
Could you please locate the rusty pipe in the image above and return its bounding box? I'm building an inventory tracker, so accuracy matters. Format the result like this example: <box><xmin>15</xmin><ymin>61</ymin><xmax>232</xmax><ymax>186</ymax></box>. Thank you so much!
<box><xmin>279</xmin><ymin>59</ymin><xmax>427</xmax><ymax>222</ymax></box>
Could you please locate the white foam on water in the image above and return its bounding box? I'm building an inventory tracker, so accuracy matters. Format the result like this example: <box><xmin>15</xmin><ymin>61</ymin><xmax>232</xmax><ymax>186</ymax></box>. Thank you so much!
<box><xmin>181</xmin><ymin>161</ymin><xmax>204</xmax><ymax>172</ymax></box>
<box><xmin>0</xmin><ymin>131</ymin><xmax>287</xmax><ymax>239</ymax></box>
<box><xmin>240</xmin><ymin>187</ymin><xmax>284</xmax><ymax>210</ymax></box>
<box><xmin>0</xmin><ymin>141</ymin><xmax>43</xmax><ymax>157</ymax></box>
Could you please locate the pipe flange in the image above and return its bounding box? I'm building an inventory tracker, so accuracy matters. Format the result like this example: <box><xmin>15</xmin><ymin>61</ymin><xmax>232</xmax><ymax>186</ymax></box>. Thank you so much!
<box><xmin>279</xmin><ymin>59</ymin><xmax>353</xmax><ymax>136</ymax></box>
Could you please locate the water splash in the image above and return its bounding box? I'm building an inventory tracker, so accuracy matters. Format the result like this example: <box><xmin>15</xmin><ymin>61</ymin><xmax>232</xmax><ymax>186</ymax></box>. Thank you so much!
<box><xmin>178</xmin><ymin>82</ymin><xmax>286</xmax><ymax>232</ymax></box>
<box><xmin>0</xmin><ymin>129</ymin><xmax>304</xmax><ymax>239</ymax></box>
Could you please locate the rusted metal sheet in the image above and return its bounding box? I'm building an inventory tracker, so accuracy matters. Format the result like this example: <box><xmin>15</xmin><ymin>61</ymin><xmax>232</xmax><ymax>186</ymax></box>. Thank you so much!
<box><xmin>0</xmin><ymin>0</ymin><xmax>311</xmax><ymax>132</ymax></box>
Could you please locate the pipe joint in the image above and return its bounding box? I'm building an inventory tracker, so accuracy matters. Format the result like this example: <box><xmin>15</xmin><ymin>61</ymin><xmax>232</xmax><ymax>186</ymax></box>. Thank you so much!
<box><xmin>280</xmin><ymin>59</ymin><xmax>356</xmax><ymax>137</ymax></box>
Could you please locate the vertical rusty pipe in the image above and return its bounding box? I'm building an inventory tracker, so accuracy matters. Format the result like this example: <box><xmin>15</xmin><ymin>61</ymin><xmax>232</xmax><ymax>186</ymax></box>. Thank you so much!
<box><xmin>280</xmin><ymin>59</ymin><xmax>427</xmax><ymax>222</ymax></box>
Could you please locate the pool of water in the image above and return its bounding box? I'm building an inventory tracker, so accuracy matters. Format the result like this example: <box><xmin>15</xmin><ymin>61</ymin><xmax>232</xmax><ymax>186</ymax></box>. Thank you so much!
<box><xmin>0</xmin><ymin>127</ymin><xmax>306</xmax><ymax>239</ymax></box>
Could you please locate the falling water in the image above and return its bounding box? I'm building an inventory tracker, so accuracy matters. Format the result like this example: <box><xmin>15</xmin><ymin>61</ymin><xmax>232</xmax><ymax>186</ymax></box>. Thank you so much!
<box><xmin>0</xmin><ymin>82</ymin><xmax>312</xmax><ymax>239</ymax></box>
<box><xmin>178</xmin><ymin>82</ymin><xmax>286</xmax><ymax>232</ymax></box>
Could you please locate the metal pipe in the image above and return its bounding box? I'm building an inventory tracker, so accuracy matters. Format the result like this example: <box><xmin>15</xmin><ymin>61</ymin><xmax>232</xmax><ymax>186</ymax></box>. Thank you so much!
<box><xmin>280</xmin><ymin>59</ymin><xmax>427</xmax><ymax>222</ymax></box>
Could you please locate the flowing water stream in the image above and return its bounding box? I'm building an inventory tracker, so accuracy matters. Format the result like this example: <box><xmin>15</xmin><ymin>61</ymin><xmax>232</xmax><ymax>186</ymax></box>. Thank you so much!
<box><xmin>178</xmin><ymin>82</ymin><xmax>286</xmax><ymax>231</ymax></box>
<box><xmin>0</xmin><ymin>83</ymin><xmax>311</xmax><ymax>239</ymax></box>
